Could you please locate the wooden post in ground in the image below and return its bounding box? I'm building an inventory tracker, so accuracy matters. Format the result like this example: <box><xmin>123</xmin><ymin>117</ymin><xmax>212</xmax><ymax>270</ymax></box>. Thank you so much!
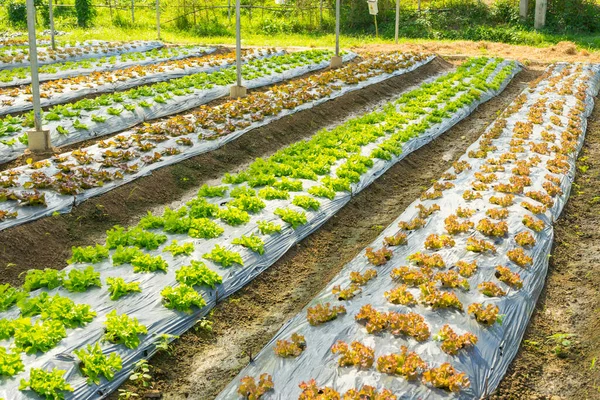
<box><xmin>230</xmin><ymin>0</ymin><xmax>246</xmax><ymax>98</ymax></box>
<box><xmin>155</xmin><ymin>0</ymin><xmax>161</xmax><ymax>39</ymax></box>
<box><xmin>534</xmin><ymin>0</ymin><xmax>546</xmax><ymax>29</ymax></box>
<box><xmin>26</xmin><ymin>0</ymin><xmax>51</xmax><ymax>153</ymax></box>
<box><xmin>519</xmin><ymin>0</ymin><xmax>528</xmax><ymax>18</ymax></box>
<box><xmin>49</xmin><ymin>0</ymin><xmax>55</xmax><ymax>50</ymax></box>
<box><xmin>330</xmin><ymin>0</ymin><xmax>342</xmax><ymax>68</ymax></box>
<box><xmin>394</xmin><ymin>0</ymin><xmax>399</xmax><ymax>43</ymax></box>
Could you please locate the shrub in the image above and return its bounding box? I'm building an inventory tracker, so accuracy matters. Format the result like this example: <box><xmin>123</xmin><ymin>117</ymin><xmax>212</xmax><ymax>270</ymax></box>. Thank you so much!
<box><xmin>75</xmin><ymin>0</ymin><xmax>95</xmax><ymax>27</ymax></box>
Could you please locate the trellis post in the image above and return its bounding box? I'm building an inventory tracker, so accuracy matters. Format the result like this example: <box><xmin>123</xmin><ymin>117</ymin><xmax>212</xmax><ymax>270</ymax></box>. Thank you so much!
<box><xmin>156</xmin><ymin>0</ymin><xmax>161</xmax><ymax>39</ymax></box>
<box><xmin>26</xmin><ymin>0</ymin><xmax>51</xmax><ymax>153</ymax></box>
<box><xmin>49</xmin><ymin>0</ymin><xmax>56</xmax><ymax>50</ymax></box>
<box><xmin>394</xmin><ymin>0</ymin><xmax>399</xmax><ymax>43</ymax></box>
<box><xmin>330</xmin><ymin>0</ymin><xmax>342</xmax><ymax>68</ymax></box>
<box><xmin>230</xmin><ymin>0</ymin><xmax>247</xmax><ymax>98</ymax></box>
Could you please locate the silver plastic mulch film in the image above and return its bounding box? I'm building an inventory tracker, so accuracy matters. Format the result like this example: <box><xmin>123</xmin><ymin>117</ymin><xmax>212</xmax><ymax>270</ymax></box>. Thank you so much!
<box><xmin>0</xmin><ymin>47</ymin><xmax>221</xmax><ymax>115</ymax></box>
<box><xmin>0</xmin><ymin>53</ymin><xmax>432</xmax><ymax>232</ymax></box>
<box><xmin>215</xmin><ymin>63</ymin><xmax>600</xmax><ymax>399</ymax></box>
<box><xmin>0</xmin><ymin>60</ymin><xmax>519</xmax><ymax>400</ymax></box>
<box><xmin>0</xmin><ymin>46</ymin><xmax>213</xmax><ymax>88</ymax></box>
<box><xmin>0</xmin><ymin>41</ymin><xmax>164</xmax><ymax>71</ymax></box>
<box><xmin>0</xmin><ymin>50</ymin><xmax>346</xmax><ymax>164</ymax></box>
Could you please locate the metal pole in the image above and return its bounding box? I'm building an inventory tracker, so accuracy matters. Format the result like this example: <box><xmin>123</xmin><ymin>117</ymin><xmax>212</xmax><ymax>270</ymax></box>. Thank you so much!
<box><xmin>335</xmin><ymin>0</ymin><xmax>339</xmax><ymax>57</ymax></box>
<box><xmin>131</xmin><ymin>0</ymin><xmax>135</xmax><ymax>23</ymax></box>
<box><xmin>373</xmin><ymin>14</ymin><xmax>378</xmax><ymax>37</ymax></box>
<box><xmin>26</xmin><ymin>0</ymin><xmax>43</xmax><ymax>132</ymax></box>
<box><xmin>319</xmin><ymin>0</ymin><xmax>323</xmax><ymax>28</ymax></box>
<box><xmin>155</xmin><ymin>0</ymin><xmax>161</xmax><ymax>39</ymax></box>
<box><xmin>236</xmin><ymin>0</ymin><xmax>241</xmax><ymax>87</ymax></box>
<box><xmin>49</xmin><ymin>0</ymin><xmax>56</xmax><ymax>50</ymax></box>
<box><xmin>394</xmin><ymin>0</ymin><xmax>399</xmax><ymax>43</ymax></box>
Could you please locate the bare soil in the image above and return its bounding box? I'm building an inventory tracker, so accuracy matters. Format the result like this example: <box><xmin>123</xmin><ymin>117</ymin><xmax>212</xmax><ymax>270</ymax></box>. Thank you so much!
<box><xmin>107</xmin><ymin>67</ymin><xmax>541</xmax><ymax>400</ymax></box>
<box><xmin>490</xmin><ymin>101</ymin><xmax>600</xmax><ymax>400</ymax></box>
<box><xmin>0</xmin><ymin>57</ymin><xmax>452</xmax><ymax>285</ymax></box>
<box><xmin>356</xmin><ymin>40</ymin><xmax>599</xmax><ymax>66</ymax></box>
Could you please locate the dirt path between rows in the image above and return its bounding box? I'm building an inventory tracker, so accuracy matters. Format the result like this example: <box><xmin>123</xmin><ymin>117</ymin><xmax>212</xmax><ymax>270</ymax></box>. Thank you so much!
<box><xmin>107</xmin><ymin>68</ymin><xmax>541</xmax><ymax>400</ymax></box>
<box><xmin>0</xmin><ymin>57</ymin><xmax>452</xmax><ymax>286</ymax></box>
<box><xmin>491</xmin><ymin>101</ymin><xmax>600</xmax><ymax>399</ymax></box>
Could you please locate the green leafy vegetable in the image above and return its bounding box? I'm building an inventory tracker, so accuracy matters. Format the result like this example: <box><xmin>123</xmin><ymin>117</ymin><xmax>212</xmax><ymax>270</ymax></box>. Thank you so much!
<box><xmin>106</xmin><ymin>277</ymin><xmax>141</xmax><ymax>301</ymax></box>
<box><xmin>19</xmin><ymin>367</ymin><xmax>74</xmax><ymax>399</ymax></box>
<box><xmin>232</xmin><ymin>234</ymin><xmax>265</xmax><ymax>255</ymax></box>
<box><xmin>74</xmin><ymin>343</ymin><xmax>123</xmax><ymax>385</ymax></box>
<box><xmin>22</xmin><ymin>269</ymin><xmax>65</xmax><ymax>292</ymax></box>
<box><xmin>0</xmin><ymin>346</ymin><xmax>24</xmax><ymax>377</ymax></box>
<box><xmin>103</xmin><ymin>310</ymin><xmax>147</xmax><ymax>349</ymax></box>
<box><xmin>203</xmin><ymin>245</ymin><xmax>244</xmax><ymax>267</ymax></box>
<box><xmin>68</xmin><ymin>244</ymin><xmax>109</xmax><ymax>264</ymax></box>
<box><xmin>257</xmin><ymin>220</ymin><xmax>282</xmax><ymax>235</ymax></box>
<box><xmin>175</xmin><ymin>260</ymin><xmax>222</xmax><ymax>289</ymax></box>
<box><xmin>161</xmin><ymin>284</ymin><xmax>207</xmax><ymax>312</ymax></box>
<box><xmin>62</xmin><ymin>266</ymin><xmax>101</xmax><ymax>292</ymax></box>
<box><xmin>274</xmin><ymin>207</ymin><xmax>307</xmax><ymax>229</ymax></box>
<box><xmin>163</xmin><ymin>240</ymin><xmax>194</xmax><ymax>257</ymax></box>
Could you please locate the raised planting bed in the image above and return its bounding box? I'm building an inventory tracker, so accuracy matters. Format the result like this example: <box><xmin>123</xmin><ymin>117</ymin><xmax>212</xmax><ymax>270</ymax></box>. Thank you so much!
<box><xmin>0</xmin><ymin>57</ymin><xmax>519</xmax><ymax>400</ymax></box>
<box><xmin>0</xmin><ymin>51</ymin><xmax>434</xmax><ymax>231</ymax></box>
<box><xmin>215</xmin><ymin>62</ymin><xmax>600</xmax><ymax>399</ymax></box>
<box><xmin>0</xmin><ymin>49</ymin><xmax>350</xmax><ymax>164</ymax></box>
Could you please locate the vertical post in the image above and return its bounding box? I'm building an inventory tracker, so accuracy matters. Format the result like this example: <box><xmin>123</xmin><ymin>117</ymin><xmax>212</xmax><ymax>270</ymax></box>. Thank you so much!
<box><xmin>131</xmin><ymin>0</ymin><xmax>135</xmax><ymax>23</ymax></box>
<box><xmin>519</xmin><ymin>0</ymin><xmax>528</xmax><ymax>18</ymax></box>
<box><xmin>394</xmin><ymin>0</ymin><xmax>399</xmax><ymax>43</ymax></box>
<box><xmin>155</xmin><ymin>0</ymin><xmax>161</xmax><ymax>39</ymax></box>
<box><xmin>235</xmin><ymin>0</ymin><xmax>241</xmax><ymax>88</ymax></box>
<box><xmin>26</xmin><ymin>0</ymin><xmax>50</xmax><ymax>153</ymax></box>
<box><xmin>335</xmin><ymin>0</ymin><xmax>340</xmax><ymax>56</ymax></box>
<box><xmin>49</xmin><ymin>0</ymin><xmax>55</xmax><ymax>50</ymax></box>
<box><xmin>319</xmin><ymin>0</ymin><xmax>323</xmax><ymax>28</ymax></box>
<box><xmin>418</xmin><ymin>0</ymin><xmax>421</xmax><ymax>12</ymax></box>
<box><xmin>330</xmin><ymin>0</ymin><xmax>341</xmax><ymax>68</ymax></box>
<box><xmin>27</xmin><ymin>0</ymin><xmax>42</xmax><ymax>132</ymax></box>
<box><xmin>228</xmin><ymin>0</ymin><xmax>231</xmax><ymax>22</ymax></box>
<box><xmin>230</xmin><ymin>0</ymin><xmax>246</xmax><ymax>98</ymax></box>
<box><xmin>373</xmin><ymin>14</ymin><xmax>377</xmax><ymax>37</ymax></box>
<box><xmin>534</xmin><ymin>0</ymin><xmax>546</xmax><ymax>29</ymax></box>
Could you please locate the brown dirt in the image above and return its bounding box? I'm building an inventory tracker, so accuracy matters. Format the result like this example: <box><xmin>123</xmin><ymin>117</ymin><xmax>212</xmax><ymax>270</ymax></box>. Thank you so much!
<box><xmin>354</xmin><ymin>40</ymin><xmax>600</xmax><ymax>66</ymax></box>
<box><xmin>0</xmin><ymin>57</ymin><xmax>452</xmax><ymax>286</ymax></box>
<box><xmin>490</xmin><ymin>100</ymin><xmax>600</xmax><ymax>399</ymax></box>
<box><xmin>0</xmin><ymin>47</ymin><xmax>346</xmax><ymax>173</ymax></box>
<box><xmin>107</xmin><ymin>68</ymin><xmax>541</xmax><ymax>400</ymax></box>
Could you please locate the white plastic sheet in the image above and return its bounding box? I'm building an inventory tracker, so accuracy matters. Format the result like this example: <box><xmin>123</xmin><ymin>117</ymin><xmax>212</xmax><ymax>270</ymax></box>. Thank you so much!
<box><xmin>0</xmin><ymin>58</ymin><xmax>519</xmax><ymax>400</ymax></box>
<box><xmin>0</xmin><ymin>45</ymin><xmax>213</xmax><ymax>88</ymax></box>
<box><xmin>0</xmin><ymin>41</ymin><xmax>163</xmax><ymax>71</ymax></box>
<box><xmin>0</xmin><ymin>52</ymin><xmax>430</xmax><ymax>232</ymax></box>
<box><xmin>215</xmin><ymin>63</ymin><xmax>600</xmax><ymax>399</ymax></box>
<box><xmin>0</xmin><ymin>50</ymin><xmax>349</xmax><ymax>164</ymax></box>
<box><xmin>0</xmin><ymin>48</ymin><xmax>223</xmax><ymax>115</ymax></box>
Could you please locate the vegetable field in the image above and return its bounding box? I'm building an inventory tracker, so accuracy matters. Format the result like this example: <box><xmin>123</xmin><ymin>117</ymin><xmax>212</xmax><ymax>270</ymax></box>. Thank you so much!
<box><xmin>0</xmin><ymin>37</ymin><xmax>598</xmax><ymax>400</ymax></box>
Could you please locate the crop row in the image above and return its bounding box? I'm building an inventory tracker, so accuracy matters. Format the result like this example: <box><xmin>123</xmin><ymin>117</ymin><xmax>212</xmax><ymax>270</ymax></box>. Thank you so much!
<box><xmin>0</xmin><ymin>41</ymin><xmax>163</xmax><ymax>70</ymax></box>
<box><xmin>0</xmin><ymin>45</ymin><xmax>212</xmax><ymax>88</ymax></box>
<box><xmin>0</xmin><ymin>51</ymin><xmax>433</xmax><ymax>231</ymax></box>
<box><xmin>0</xmin><ymin>57</ymin><xmax>519</xmax><ymax>400</ymax></box>
<box><xmin>216</xmin><ymin>63</ymin><xmax>600</xmax><ymax>399</ymax></box>
<box><xmin>0</xmin><ymin>46</ymin><xmax>236</xmax><ymax>114</ymax></box>
<box><xmin>0</xmin><ymin>49</ymin><xmax>341</xmax><ymax>164</ymax></box>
